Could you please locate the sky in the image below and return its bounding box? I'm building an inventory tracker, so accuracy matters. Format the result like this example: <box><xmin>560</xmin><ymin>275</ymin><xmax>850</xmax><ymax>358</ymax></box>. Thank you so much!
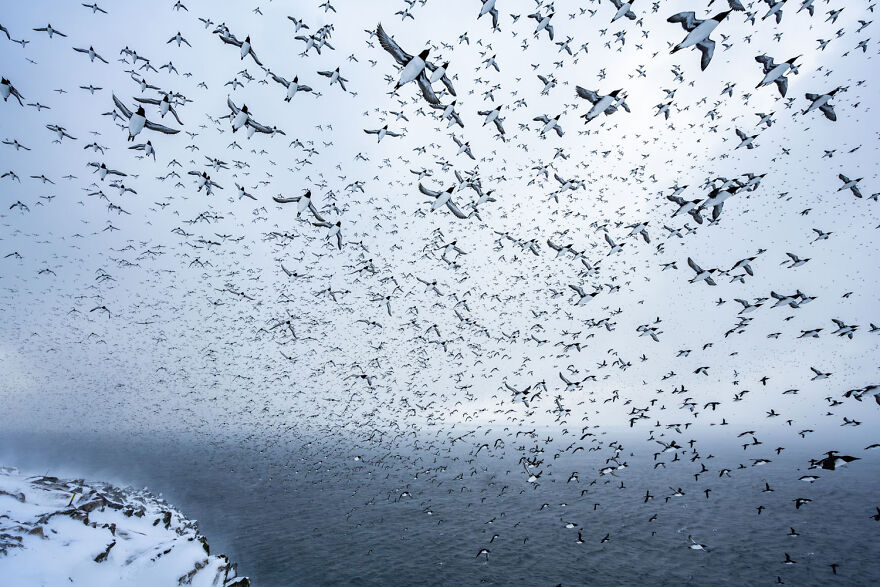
<box><xmin>0</xmin><ymin>0</ymin><xmax>878</xmax><ymax>462</ymax></box>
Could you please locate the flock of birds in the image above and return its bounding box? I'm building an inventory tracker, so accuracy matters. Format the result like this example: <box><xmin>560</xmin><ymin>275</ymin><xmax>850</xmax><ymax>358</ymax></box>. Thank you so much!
<box><xmin>1</xmin><ymin>0</ymin><xmax>879</xmax><ymax>583</ymax></box>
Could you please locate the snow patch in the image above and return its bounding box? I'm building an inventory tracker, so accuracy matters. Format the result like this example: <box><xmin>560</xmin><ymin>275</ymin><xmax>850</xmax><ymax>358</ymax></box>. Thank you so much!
<box><xmin>0</xmin><ymin>466</ymin><xmax>248</xmax><ymax>586</ymax></box>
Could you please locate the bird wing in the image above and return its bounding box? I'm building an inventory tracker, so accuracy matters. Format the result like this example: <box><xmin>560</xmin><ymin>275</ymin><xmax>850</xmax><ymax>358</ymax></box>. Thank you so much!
<box><xmin>273</xmin><ymin>195</ymin><xmax>300</xmax><ymax>204</ymax></box>
<box><xmin>269</xmin><ymin>72</ymin><xmax>289</xmax><ymax>86</ymax></box>
<box><xmin>168</xmin><ymin>105</ymin><xmax>183</xmax><ymax>126</ymax></box>
<box><xmin>688</xmin><ymin>257</ymin><xmax>702</xmax><ymax>273</ymax></box>
<box><xmin>144</xmin><ymin>119</ymin><xmax>179</xmax><ymax>134</ymax></box>
<box><xmin>418</xmin><ymin>183</ymin><xmax>441</xmax><ymax>198</ymax></box>
<box><xmin>112</xmin><ymin>94</ymin><xmax>132</xmax><ymax>119</ymax></box>
<box><xmin>575</xmin><ymin>86</ymin><xmax>600</xmax><ymax>104</ymax></box>
<box><xmin>219</xmin><ymin>34</ymin><xmax>242</xmax><ymax>47</ymax></box>
<box><xmin>248</xmin><ymin>48</ymin><xmax>263</xmax><ymax>66</ymax></box>
<box><xmin>416</xmin><ymin>73</ymin><xmax>442</xmax><ymax>105</ymax></box>
<box><xmin>247</xmin><ymin>119</ymin><xmax>274</xmax><ymax>133</ymax></box>
<box><xmin>308</xmin><ymin>201</ymin><xmax>327</xmax><ymax>222</ymax></box>
<box><xmin>446</xmin><ymin>198</ymin><xmax>469</xmax><ymax>219</ymax></box>
<box><xmin>696</xmin><ymin>39</ymin><xmax>716</xmax><ymax>71</ymax></box>
<box><xmin>755</xmin><ymin>54</ymin><xmax>776</xmax><ymax>73</ymax></box>
<box><xmin>667</xmin><ymin>12</ymin><xmax>702</xmax><ymax>31</ymax></box>
<box><xmin>440</xmin><ymin>74</ymin><xmax>456</xmax><ymax>96</ymax></box>
<box><xmin>774</xmin><ymin>76</ymin><xmax>788</xmax><ymax>97</ymax></box>
<box><xmin>376</xmin><ymin>23</ymin><xmax>412</xmax><ymax>65</ymax></box>
<box><xmin>819</xmin><ymin>104</ymin><xmax>836</xmax><ymax>121</ymax></box>
<box><xmin>134</xmin><ymin>96</ymin><xmax>160</xmax><ymax>105</ymax></box>
<box><xmin>226</xmin><ymin>96</ymin><xmax>240</xmax><ymax>114</ymax></box>
<box><xmin>9</xmin><ymin>87</ymin><xmax>24</xmax><ymax>104</ymax></box>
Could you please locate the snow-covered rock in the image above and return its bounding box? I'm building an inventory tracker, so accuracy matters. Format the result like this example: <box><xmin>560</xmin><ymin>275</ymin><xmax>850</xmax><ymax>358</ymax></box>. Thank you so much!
<box><xmin>0</xmin><ymin>466</ymin><xmax>248</xmax><ymax>586</ymax></box>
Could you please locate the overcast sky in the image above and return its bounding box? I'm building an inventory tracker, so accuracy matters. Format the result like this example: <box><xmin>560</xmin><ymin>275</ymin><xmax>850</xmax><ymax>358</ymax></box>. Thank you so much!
<box><xmin>0</xmin><ymin>0</ymin><xmax>878</xmax><ymax>456</ymax></box>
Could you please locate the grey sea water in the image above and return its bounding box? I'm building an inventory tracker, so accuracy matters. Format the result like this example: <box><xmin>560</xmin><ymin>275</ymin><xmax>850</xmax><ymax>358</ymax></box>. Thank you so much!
<box><xmin>1</xmin><ymin>430</ymin><xmax>878</xmax><ymax>586</ymax></box>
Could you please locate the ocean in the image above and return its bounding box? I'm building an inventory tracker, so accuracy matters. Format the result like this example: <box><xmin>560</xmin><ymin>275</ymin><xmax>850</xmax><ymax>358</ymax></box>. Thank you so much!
<box><xmin>1</xmin><ymin>429</ymin><xmax>878</xmax><ymax>586</ymax></box>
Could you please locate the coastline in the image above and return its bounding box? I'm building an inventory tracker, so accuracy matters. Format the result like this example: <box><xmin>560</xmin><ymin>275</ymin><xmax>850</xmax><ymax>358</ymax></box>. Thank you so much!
<box><xmin>0</xmin><ymin>466</ymin><xmax>248</xmax><ymax>586</ymax></box>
